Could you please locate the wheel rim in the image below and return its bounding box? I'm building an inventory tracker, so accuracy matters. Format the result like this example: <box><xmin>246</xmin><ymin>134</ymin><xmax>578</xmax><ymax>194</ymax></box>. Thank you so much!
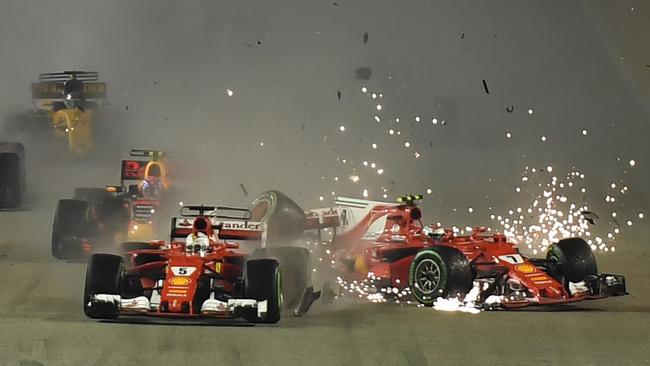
<box><xmin>415</xmin><ymin>258</ymin><xmax>441</xmax><ymax>295</ymax></box>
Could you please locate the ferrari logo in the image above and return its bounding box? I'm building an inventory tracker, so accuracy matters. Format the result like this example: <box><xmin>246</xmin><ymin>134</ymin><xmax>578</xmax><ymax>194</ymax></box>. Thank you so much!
<box><xmin>215</xmin><ymin>262</ymin><xmax>222</xmax><ymax>273</ymax></box>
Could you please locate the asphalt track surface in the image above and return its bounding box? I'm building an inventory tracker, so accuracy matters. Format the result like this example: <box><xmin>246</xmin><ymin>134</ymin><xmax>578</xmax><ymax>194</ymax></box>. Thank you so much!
<box><xmin>0</xmin><ymin>197</ymin><xmax>648</xmax><ymax>366</ymax></box>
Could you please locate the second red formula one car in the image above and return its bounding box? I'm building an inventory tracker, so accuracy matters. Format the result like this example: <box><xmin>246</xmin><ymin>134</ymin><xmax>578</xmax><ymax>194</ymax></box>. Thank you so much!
<box><xmin>251</xmin><ymin>192</ymin><xmax>628</xmax><ymax>309</ymax></box>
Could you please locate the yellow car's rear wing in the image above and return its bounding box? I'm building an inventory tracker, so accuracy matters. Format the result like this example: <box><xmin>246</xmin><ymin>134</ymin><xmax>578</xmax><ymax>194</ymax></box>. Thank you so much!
<box><xmin>31</xmin><ymin>71</ymin><xmax>106</xmax><ymax>111</ymax></box>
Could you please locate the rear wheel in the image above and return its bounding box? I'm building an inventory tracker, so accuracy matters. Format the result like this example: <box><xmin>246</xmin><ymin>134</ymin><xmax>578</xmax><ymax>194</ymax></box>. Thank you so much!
<box><xmin>250</xmin><ymin>246</ymin><xmax>310</xmax><ymax>309</ymax></box>
<box><xmin>0</xmin><ymin>152</ymin><xmax>22</xmax><ymax>208</ymax></box>
<box><xmin>408</xmin><ymin>246</ymin><xmax>473</xmax><ymax>306</ymax></box>
<box><xmin>243</xmin><ymin>259</ymin><xmax>282</xmax><ymax>323</ymax></box>
<box><xmin>83</xmin><ymin>254</ymin><xmax>123</xmax><ymax>319</ymax></box>
<box><xmin>546</xmin><ymin>238</ymin><xmax>597</xmax><ymax>283</ymax></box>
<box><xmin>250</xmin><ymin>191</ymin><xmax>305</xmax><ymax>243</ymax></box>
<box><xmin>51</xmin><ymin>199</ymin><xmax>89</xmax><ymax>259</ymax></box>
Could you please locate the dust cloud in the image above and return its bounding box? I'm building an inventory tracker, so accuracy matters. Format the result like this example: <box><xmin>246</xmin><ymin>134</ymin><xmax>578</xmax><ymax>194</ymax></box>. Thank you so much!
<box><xmin>0</xmin><ymin>0</ymin><xmax>648</xmax><ymax>236</ymax></box>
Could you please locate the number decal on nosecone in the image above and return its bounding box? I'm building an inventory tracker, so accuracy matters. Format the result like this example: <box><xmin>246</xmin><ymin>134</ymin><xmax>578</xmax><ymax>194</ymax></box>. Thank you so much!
<box><xmin>497</xmin><ymin>254</ymin><xmax>524</xmax><ymax>264</ymax></box>
<box><xmin>171</xmin><ymin>266</ymin><xmax>197</xmax><ymax>276</ymax></box>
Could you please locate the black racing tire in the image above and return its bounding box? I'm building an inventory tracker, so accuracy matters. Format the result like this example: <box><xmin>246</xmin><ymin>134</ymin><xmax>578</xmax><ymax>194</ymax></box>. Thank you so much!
<box><xmin>73</xmin><ymin>187</ymin><xmax>112</xmax><ymax>205</ymax></box>
<box><xmin>0</xmin><ymin>152</ymin><xmax>22</xmax><ymax>208</ymax></box>
<box><xmin>546</xmin><ymin>237</ymin><xmax>597</xmax><ymax>283</ymax></box>
<box><xmin>83</xmin><ymin>253</ymin><xmax>123</xmax><ymax>319</ymax></box>
<box><xmin>250</xmin><ymin>191</ymin><xmax>306</xmax><ymax>243</ymax></box>
<box><xmin>250</xmin><ymin>247</ymin><xmax>310</xmax><ymax>309</ymax></box>
<box><xmin>408</xmin><ymin>246</ymin><xmax>473</xmax><ymax>306</ymax></box>
<box><xmin>243</xmin><ymin>259</ymin><xmax>282</xmax><ymax>323</ymax></box>
<box><xmin>51</xmin><ymin>199</ymin><xmax>90</xmax><ymax>259</ymax></box>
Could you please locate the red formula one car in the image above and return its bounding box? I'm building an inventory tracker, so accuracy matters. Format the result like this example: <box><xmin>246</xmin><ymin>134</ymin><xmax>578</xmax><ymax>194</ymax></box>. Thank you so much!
<box><xmin>251</xmin><ymin>192</ymin><xmax>627</xmax><ymax>308</ymax></box>
<box><xmin>84</xmin><ymin>204</ymin><xmax>319</xmax><ymax>323</ymax></box>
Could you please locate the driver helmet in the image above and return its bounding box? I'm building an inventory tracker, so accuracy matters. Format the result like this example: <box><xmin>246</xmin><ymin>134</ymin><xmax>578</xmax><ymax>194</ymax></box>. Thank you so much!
<box><xmin>187</xmin><ymin>217</ymin><xmax>211</xmax><ymax>255</ymax></box>
<box><xmin>62</xmin><ymin>78</ymin><xmax>84</xmax><ymax>109</ymax></box>
<box><xmin>193</xmin><ymin>217</ymin><xmax>209</xmax><ymax>234</ymax></box>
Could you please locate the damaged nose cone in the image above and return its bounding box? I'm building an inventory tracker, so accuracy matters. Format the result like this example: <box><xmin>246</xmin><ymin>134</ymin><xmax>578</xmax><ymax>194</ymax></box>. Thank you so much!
<box><xmin>293</xmin><ymin>286</ymin><xmax>321</xmax><ymax>317</ymax></box>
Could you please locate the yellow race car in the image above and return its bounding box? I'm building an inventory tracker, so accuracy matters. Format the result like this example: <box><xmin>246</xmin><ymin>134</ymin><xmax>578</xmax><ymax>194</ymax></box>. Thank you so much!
<box><xmin>30</xmin><ymin>71</ymin><xmax>106</xmax><ymax>156</ymax></box>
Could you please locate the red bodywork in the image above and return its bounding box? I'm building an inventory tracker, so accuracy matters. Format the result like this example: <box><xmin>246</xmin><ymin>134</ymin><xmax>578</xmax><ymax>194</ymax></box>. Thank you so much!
<box><xmin>123</xmin><ymin>241</ymin><xmax>245</xmax><ymax>317</ymax></box>
<box><xmin>120</xmin><ymin>213</ymin><xmax>263</xmax><ymax>318</ymax></box>
<box><xmin>313</xmin><ymin>201</ymin><xmax>593</xmax><ymax>307</ymax></box>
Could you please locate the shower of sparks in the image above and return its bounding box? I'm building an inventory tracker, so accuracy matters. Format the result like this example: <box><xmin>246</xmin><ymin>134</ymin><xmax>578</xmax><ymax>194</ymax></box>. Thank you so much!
<box><xmin>489</xmin><ymin>166</ymin><xmax>637</xmax><ymax>255</ymax></box>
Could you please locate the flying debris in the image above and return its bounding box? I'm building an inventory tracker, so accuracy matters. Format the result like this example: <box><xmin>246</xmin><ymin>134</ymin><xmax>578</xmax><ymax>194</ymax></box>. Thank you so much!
<box><xmin>362</xmin><ymin>32</ymin><xmax>369</xmax><ymax>44</ymax></box>
<box><xmin>506</xmin><ymin>105</ymin><xmax>514</xmax><ymax>113</ymax></box>
<box><xmin>337</xmin><ymin>90</ymin><xmax>341</xmax><ymax>100</ymax></box>
<box><xmin>239</xmin><ymin>183</ymin><xmax>249</xmax><ymax>196</ymax></box>
<box><xmin>355</xmin><ymin>67</ymin><xmax>372</xmax><ymax>80</ymax></box>
<box><xmin>482</xmin><ymin>78</ymin><xmax>490</xmax><ymax>94</ymax></box>
<box><xmin>581</xmin><ymin>210</ymin><xmax>599</xmax><ymax>225</ymax></box>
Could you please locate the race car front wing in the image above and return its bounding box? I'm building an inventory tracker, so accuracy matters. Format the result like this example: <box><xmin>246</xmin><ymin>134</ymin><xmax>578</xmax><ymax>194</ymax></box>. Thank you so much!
<box><xmin>90</xmin><ymin>294</ymin><xmax>268</xmax><ymax>319</ymax></box>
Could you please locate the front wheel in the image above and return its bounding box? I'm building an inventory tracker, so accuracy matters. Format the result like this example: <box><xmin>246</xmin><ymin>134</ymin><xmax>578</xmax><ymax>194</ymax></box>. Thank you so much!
<box><xmin>546</xmin><ymin>238</ymin><xmax>597</xmax><ymax>283</ymax></box>
<box><xmin>250</xmin><ymin>191</ymin><xmax>306</xmax><ymax>243</ymax></box>
<box><xmin>249</xmin><ymin>246</ymin><xmax>310</xmax><ymax>309</ymax></box>
<box><xmin>83</xmin><ymin>254</ymin><xmax>123</xmax><ymax>319</ymax></box>
<box><xmin>243</xmin><ymin>259</ymin><xmax>282</xmax><ymax>323</ymax></box>
<box><xmin>408</xmin><ymin>246</ymin><xmax>473</xmax><ymax>306</ymax></box>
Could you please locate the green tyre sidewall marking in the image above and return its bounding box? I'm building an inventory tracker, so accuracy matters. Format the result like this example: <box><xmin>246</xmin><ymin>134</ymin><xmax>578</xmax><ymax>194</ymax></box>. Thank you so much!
<box><xmin>277</xmin><ymin>267</ymin><xmax>283</xmax><ymax>310</ymax></box>
<box><xmin>409</xmin><ymin>250</ymin><xmax>449</xmax><ymax>306</ymax></box>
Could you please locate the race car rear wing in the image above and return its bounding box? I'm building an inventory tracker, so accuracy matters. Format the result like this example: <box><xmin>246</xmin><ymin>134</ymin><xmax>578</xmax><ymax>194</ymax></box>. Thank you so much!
<box><xmin>38</xmin><ymin>71</ymin><xmax>99</xmax><ymax>82</ymax></box>
<box><xmin>129</xmin><ymin>149</ymin><xmax>166</xmax><ymax>161</ymax></box>
<box><xmin>31</xmin><ymin>71</ymin><xmax>106</xmax><ymax>111</ymax></box>
<box><xmin>170</xmin><ymin>217</ymin><xmax>266</xmax><ymax>243</ymax></box>
<box><xmin>171</xmin><ymin>204</ymin><xmax>266</xmax><ymax>244</ymax></box>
